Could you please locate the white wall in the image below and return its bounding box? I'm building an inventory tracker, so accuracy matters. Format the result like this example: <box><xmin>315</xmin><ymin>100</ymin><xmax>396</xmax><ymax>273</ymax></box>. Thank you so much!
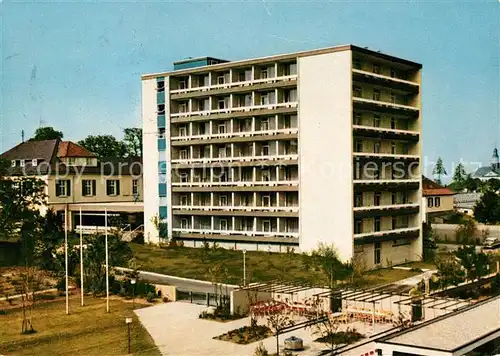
<box><xmin>298</xmin><ymin>50</ymin><xmax>353</xmax><ymax>260</ymax></box>
<box><xmin>142</xmin><ymin>78</ymin><xmax>160</xmax><ymax>243</ymax></box>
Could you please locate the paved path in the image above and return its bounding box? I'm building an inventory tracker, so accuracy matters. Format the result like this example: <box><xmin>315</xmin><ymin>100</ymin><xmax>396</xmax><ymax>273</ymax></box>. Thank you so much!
<box><xmin>115</xmin><ymin>267</ymin><xmax>238</xmax><ymax>294</ymax></box>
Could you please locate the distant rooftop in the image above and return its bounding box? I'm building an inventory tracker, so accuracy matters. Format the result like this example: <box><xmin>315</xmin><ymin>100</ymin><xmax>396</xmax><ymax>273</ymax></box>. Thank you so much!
<box><xmin>173</xmin><ymin>57</ymin><xmax>229</xmax><ymax>71</ymax></box>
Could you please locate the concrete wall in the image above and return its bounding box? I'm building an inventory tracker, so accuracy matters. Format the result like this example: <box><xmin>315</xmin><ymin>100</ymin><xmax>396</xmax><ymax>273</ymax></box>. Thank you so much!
<box><xmin>433</xmin><ymin>223</ymin><xmax>498</xmax><ymax>243</ymax></box>
<box><xmin>143</xmin><ymin>78</ymin><xmax>160</xmax><ymax>243</ymax></box>
<box><xmin>155</xmin><ymin>284</ymin><xmax>177</xmax><ymax>302</ymax></box>
<box><xmin>298</xmin><ymin>50</ymin><xmax>353</xmax><ymax>260</ymax></box>
<box><xmin>47</xmin><ymin>175</ymin><xmax>142</xmax><ymax>204</ymax></box>
<box><xmin>230</xmin><ymin>288</ymin><xmax>272</xmax><ymax>314</ymax></box>
<box><xmin>424</xmin><ymin>195</ymin><xmax>454</xmax><ymax>214</ymax></box>
<box><xmin>360</xmin><ymin>240</ymin><xmax>415</xmax><ymax>270</ymax></box>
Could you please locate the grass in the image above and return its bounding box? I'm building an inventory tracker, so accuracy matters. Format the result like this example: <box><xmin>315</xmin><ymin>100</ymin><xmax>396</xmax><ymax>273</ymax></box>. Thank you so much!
<box><xmin>129</xmin><ymin>243</ymin><xmax>420</xmax><ymax>287</ymax></box>
<box><xmin>0</xmin><ymin>296</ymin><xmax>160</xmax><ymax>356</ymax></box>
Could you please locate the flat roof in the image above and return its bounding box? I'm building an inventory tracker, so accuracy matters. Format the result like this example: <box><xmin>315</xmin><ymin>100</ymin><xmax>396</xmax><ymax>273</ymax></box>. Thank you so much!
<box><xmin>378</xmin><ymin>295</ymin><xmax>500</xmax><ymax>352</ymax></box>
<box><xmin>142</xmin><ymin>44</ymin><xmax>422</xmax><ymax>80</ymax></box>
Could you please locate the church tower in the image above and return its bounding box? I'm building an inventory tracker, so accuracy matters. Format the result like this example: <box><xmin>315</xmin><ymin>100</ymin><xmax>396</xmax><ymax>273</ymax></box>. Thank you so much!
<box><xmin>491</xmin><ymin>148</ymin><xmax>499</xmax><ymax>170</ymax></box>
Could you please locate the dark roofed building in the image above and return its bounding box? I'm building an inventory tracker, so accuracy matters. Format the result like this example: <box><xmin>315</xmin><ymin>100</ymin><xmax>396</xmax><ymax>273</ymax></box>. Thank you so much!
<box><xmin>472</xmin><ymin>148</ymin><xmax>500</xmax><ymax>181</ymax></box>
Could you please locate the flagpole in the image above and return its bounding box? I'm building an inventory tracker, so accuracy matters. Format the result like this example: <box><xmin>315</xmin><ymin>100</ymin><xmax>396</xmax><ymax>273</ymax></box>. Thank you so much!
<box><xmin>65</xmin><ymin>206</ymin><xmax>69</xmax><ymax>315</ymax></box>
<box><xmin>80</xmin><ymin>207</ymin><xmax>84</xmax><ymax>307</ymax></box>
<box><xmin>105</xmin><ymin>208</ymin><xmax>109</xmax><ymax>313</ymax></box>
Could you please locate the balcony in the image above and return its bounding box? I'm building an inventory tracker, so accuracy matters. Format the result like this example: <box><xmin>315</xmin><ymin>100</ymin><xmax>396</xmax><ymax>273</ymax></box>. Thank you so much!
<box><xmin>353</xmin><ymin>203</ymin><xmax>420</xmax><ymax>218</ymax></box>
<box><xmin>352</xmin><ymin>69</ymin><xmax>419</xmax><ymax>93</ymax></box>
<box><xmin>171</xmin><ymin>129</ymin><xmax>298</xmax><ymax>143</ymax></box>
<box><xmin>353</xmin><ymin>151</ymin><xmax>419</xmax><ymax>161</ymax></box>
<box><xmin>354</xmin><ymin>226</ymin><xmax>420</xmax><ymax>244</ymax></box>
<box><xmin>352</xmin><ymin>125</ymin><xmax>419</xmax><ymax>141</ymax></box>
<box><xmin>352</xmin><ymin>96</ymin><xmax>419</xmax><ymax>116</ymax></box>
<box><xmin>170</xmin><ymin>74</ymin><xmax>298</xmax><ymax>95</ymax></box>
<box><xmin>172</xmin><ymin>227</ymin><xmax>299</xmax><ymax>239</ymax></box>
<box><xmin>172</xmin><ymin>204</ymin><xmax>299</xmax><ymax>213</ymax></box>
<box><xmin>171</xmin><ymin>153</ymin><xmax>299</xmax><ymax>165</ymax></box>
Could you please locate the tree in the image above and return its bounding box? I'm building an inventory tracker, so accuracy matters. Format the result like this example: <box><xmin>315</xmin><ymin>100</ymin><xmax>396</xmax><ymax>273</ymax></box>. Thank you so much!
<box><xmin>455</xmin><ymin>219</ymin><xmax>477</xmax><ymax>245</ymax></box>
<box><xmin>450</xmin><ymin>163</ymin><xmax>467</xmax><ymax>190</ymax></box>
<box><xmin>473</xmin><ymin>190</ymin><xmax>500</xmax><ymax>224</ymax></box>
<box><xmin>31</xmin><ymin>126</ymin><xmax>63</xmax><ymax>141</ymax></box>
<box><xmin>123</xmin><ymin>128</ymin><xmax>143</xmax><ymax>157</ymax></box>
<box><xmin>454</xmin><ymin>245</ymin><xmax>490</xmax><ymax>282</ymax></box>
<box><xmin>436</xmin><ymin>253</ymin><xmax>465</xmax><ymax>287</ymax></box>
<box><xmin>83</xmin><ymin>233</ymin><xmax>133</xmax><ymax>294</ymax></box>
<box><xmin>78</xmin><ymin>135</ymin><xmax>127</xmax><ymax>160</ymax></box>
<box><xmin>310</xmin><ymin>243</ymin><xmax>349</xmax><ymax>288</ymax></box>
<box><xmin>307</xmin><ymin>310</ymin><xmax>340</xmax><ymax>353</ymax></box>
<box><xmin>266</xmin><ymin>308</ymin><xmax>295</xmax><ymax>356</ymax></box>
<box><xmin>33</xmin><ymin>209</ymin><xmax>64</xmax><ymax>272</ymax></box>
<box><xmin>432</xmin><ymin>157</ymin><xmax>447</xmax><ymax>185</ymax></box>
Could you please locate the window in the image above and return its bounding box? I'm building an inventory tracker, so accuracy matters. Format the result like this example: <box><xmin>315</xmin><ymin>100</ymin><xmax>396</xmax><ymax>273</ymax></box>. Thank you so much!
<box><xmin>218</xmin><ymin>99</ymin><xmax>226</xmax><ymax>109</ymax></box>
<box><xmin>353</xmin><ymin>113</ymin><xmax>362</xmax><ymax>126</ymax></box>
<box><xmin>217</xmin><ymin>75</ymin><xmax>225</xmax><ymax>85</ymax></box>
<box><xmin>260</xmin><ymin>93</ymin><xmax>269</xmax><ymax>105</ymax></box>
<box><xmin>179</xmin><ymin>126</ymin><xmax>187</xmax><ymax>137</ymax></box>
<box><xmin>219</xmin><ymin>195</ymin><xmax>228</xmax><ymax>206</ymax></box>
<box><xmin>354</xmin><ymin>219</ymin><xmax>363</xmax><ymax>234</ymax></box>
<box><xmin>390</xmin><ymin>92</ymin><xmax>396</xmax><ymax>104</ymax></box>
<box><xmin>220</xmin><ymin>219</ymin><xmax>228</xmax><ymax>231</ymax></box>
<box><xmin>85</xmin><ymin>158</ymin><xmax>93</xmax><ymax>165</ymax></box>
<box><xmin>373</xmin><ymin>64</ymin><xmax>380</xmax><ymax>74</ymax></box>
<box><xmin>200</xmin><ymin>98</ymin><xmax>209</xmax><ymax>111</ymax></box>
<box><xmin>132</xmin><ymin>180</ymin><xmax>139</xmax><ymax>196</ymax></box>
<box><xmin>353</xmin><ymin>86</ymin><xmax>362</xmax><ymax>98</ymax></box>
<box><xmin>11</xmin><ymin>160</ymin><xmax>16</xmax><ymax>167</ymax></box>
<box><xmin>373</xmin><ymin>89</ymin><xmax>380</xmax><ymax>101</ymax></box>
<box><xmin>392</xmin><ymin>217</ymin><xmax>397</xmax><ymax>230</ymax></box>
<box><xmin>198</xmin><ymin>123</ymin><xmax>206</xmax><ymax>135</ymax></box>
<box><xmin>55</xmin><ymin>180</ymin><xmax>71</xmax><ymax>197</ymax></box>
<box><xmin>374</xmin><ymin>242</ymin><xmax>381</xmax><ymax>265</ymax></box>
<box><xmin>374</xmin><ymin>192</ymin><xmax>381</xmax><ymax>206</ymax></box>
<box><xmin>260</xmin><ymin>69</ymin><xmax>268</xmax><ymax>79</ymax></box>
<box><xmin>262</xmin><ymin>195</ymin><xmax>270</xmax><ymax>207</ymax></box>
<box><xmin>158</xmin><ymin>104</ymin><xmax>165</xmax><ymax>114</ymax></box>
<box><xmin>178</xmin><ymin>103</ymin><xmax>187</xmax><ymax>113</ymax></box>
<box><xmin>353</xmin><ymin>59</ymin><xmax>362</xmax><ymax>70</ymax></box>
<box><xmin>374</xmin><ymin>217</ymin><xmax>381</xmax><ymax>232</ymax></box>
<box><xmin>262</xmin><ymin>169</ymin><xmax>270</xmax><ymax>182</ymax></box>
<box><xmin>263</xmin><ymin>220</ymin><xmax>271</xmax><ymax>232</ymax></box>
<box><xmin>261</xmin><ymin>145</ymin><xmax>269</xmax><ymax>156</ymax></box>
<box><xmin>391</xmin><ymin>117</ymin><xmax>396</xmax><ymax>129</ymax></box>
<box><xmin>180</xmin><ymin>218</ymin><xmax>188</xmax><ymax>229</ymax></box>
<box><xmin>218</xmin><ymin>124</ymin><xmax>226</xmax><ymax>134</ymax></box>
<box><xmin>355</xmin><ymin>140</ymin><xmax>363</xmax><ymax>153</ymax></box>
<box><xmin>157</xmin><ymin>80</ymin><xmax>165</xmax><ymax>92</ymax></box>
<box><xmin>180</xmin><ymin>195</ymin><xmax>188</xmax><ymax>206</ymax></box>
<box><xmin>390</xmin><ymin>68</ymin><xmax>397</xmax><ymax>78</ymax></box>
<box><xmin>261</xmin><ymin>118</ymin><xmax>269</xmax><ymax>131</ymax></box>
<box><xmin>354</xmin><ymin>193</ymin><xmax>363</xmax><ymax>207</ymax></box>
<box><xmin>20</xmin><ymin>160</ymin><xmax>25</xmax><ymax>167</ymax></box>
<box><xmin>428</xmin><ymin>197</ymin><xmax>434</xmax><ymax>208</ymax></box>
<box><xmin>218</xmin><ymin>147</ymin><xmax>226</xmax><ymax>158</ymax></box>
<box><xmin>180</xmin><ymin>149</ymin><xmax>188</xmax><ymax>160</ymax></box>
<box><xmin>178</xmin><ymin>80</ymin><xmax>187</xmax><ymax>90</ymax></box>
<box><xmin>106</xmin><ymin>180</ymin><xmax>120</xmax><ymax>196</ymax></box>
<box><xmin>374</xmin><ymin>141</ymin><xmax>381</xmax><ymax>154</ymax></box>
<box><xmin>180</xmin><ymin>173</ymin><xmax>188</xmax><ymax>183</ymax></box>
<box><xmin>392</xmin><ymin>192</ymin><xmax>397</xmax><ymax>205</ymax></box>
<box><xmin>435</xmin><ymin>197</ymin><xmax>441</xmax><ymax>207</ymax></box>
<box><xmin>283</xmin><ymin>115</ymin><xmax>291</xmax><ymax>129</ymax></box>
<box><xmin>241</xmin><ymin>195</ymin><xmax>249</xmax><ymax>206</ymax></box>
<box><xmin>32</xmin><ymin>159</ymin><xmax>38</xmax><ymax>166</ymax></box>
<box><xmin>373</xmin><ymin>115</ymin><xmax>381</xmax><ymax>127</ymax></box>
<box><xmin>391</xmin><ymin>142</ymin><xmax>396</xmax><ymax>154</ymax></box>
<box><xmin>82</xmin><ymin>179</ymin><xmax>96</xmax><ymax>197</ymax></box>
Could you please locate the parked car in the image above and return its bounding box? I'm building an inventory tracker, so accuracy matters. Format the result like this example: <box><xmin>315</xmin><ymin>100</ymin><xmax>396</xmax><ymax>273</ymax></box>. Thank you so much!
<box><xmin>483</xmin><ymin>237</ymin><xmax>500</xmax><ymax>248</ymax></box>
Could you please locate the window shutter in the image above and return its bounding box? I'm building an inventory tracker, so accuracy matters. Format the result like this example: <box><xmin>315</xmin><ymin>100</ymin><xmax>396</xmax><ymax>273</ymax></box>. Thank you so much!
<box><xmin>55</xmin><ymin>181</ymin><xmax>60</xmax><ymax>197</ymax></box>
<box><xmin>92</xmin><ymin>180</ymin><xmax>96</xmax><ymax>196</ymax></box>
<box><xmin>82</xmin><ymin>181</ymin><xmax>86</xmax><ymax>196</ymax></box>
<box><xmin>116</xmin><ymin>180</ymin><xmax>120</xmax><ymax>196</ymax></box>
<box><xmin>106</xmin><ymin>181</ymin><xmax>111</xmax><ymax>195</ymax></box>
<box><xmin>67</xmin><ymin>180</ymin><xmax>71</xmax><ymax>197</ymax></box>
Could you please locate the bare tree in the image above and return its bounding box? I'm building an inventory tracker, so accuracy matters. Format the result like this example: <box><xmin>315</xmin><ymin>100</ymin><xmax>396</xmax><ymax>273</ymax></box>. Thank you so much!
<box><xmin>307</xmin><ymin>309</ymin><xmax>341</xmax><ymax>354</ymax></box>
<box><xmin>267</xmin><ymin>308</ymin><xmax>295</xmax><ymax>356</ymax></box>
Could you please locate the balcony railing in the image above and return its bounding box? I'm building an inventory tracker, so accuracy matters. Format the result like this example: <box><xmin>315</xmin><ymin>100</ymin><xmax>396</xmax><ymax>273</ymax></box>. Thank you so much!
<box><xmin>353</xmin><ymin>202</ymin><xmax>419</xmax><ymax>212</ymax></box>
<box><xmin>170</xmin><ymin>101</ymin><xmax>298</xmax><ymax>118</ymax></box>
<box><xmin>352</xmin><ymin>97</ymin><xmax>419</xmax><ymax>112</ymax></box>
<box><xmin>172</xmin><ymin>204</ymin><xmax>299</xmax><ymax>212</ymax></box>
<box><xmin>354</xmin><ymin>178</ymin><xmax>420</xmax><ymax>184</ymax></box>
<box><xmin>171</xmin><ymin>154</ymin><xmax>298</xmax><ymax>164</ymax></box>
<box><xmin>171</xmin><ymin>180</ymin><xmax>299</xmax><ymax>187</ymax></box>
<box><xmin>352</xmin><ymin>69</ymin><xmax>419</xmax><ymax>87</ymax></box>
<box><xmin>172</xmin><ymin>227</ymin><xmax>299</xmax><ymax>238</ymax></box>
<box><xmin>170</xmin><ymin>74</ymin><xmax>298</xmax><ymax>94</ymax></box>
<box><xmin>354</xmin><ymin>226</ymin><xmax>419</xmax><ymax>238</ymax></box>
<box><xmin>353</xmin><ymin>152</ymin><xmax>420</xmax><ymax>160</ymax></box>
<box><xmin>171</xmin><ymin>127</ymin><xmax>298</xmax><ymax>141</ymax></box>
<box><xmin>352</xmin><ymin>124</ymin><xmax>419</xmax><ymax>136</ymax></box>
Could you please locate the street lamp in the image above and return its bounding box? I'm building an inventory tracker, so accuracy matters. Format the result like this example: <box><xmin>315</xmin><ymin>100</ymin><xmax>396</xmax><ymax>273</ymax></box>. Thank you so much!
<box><xmin>125</xmin><ymin>317</ymin><xmax>133</xmax><ymax>354</ymax></box>
<box><xmin>243</xmin><ymin>250</ymin><xmax>247</xmax><ymax>286</ymax></box>
<box><xmin>130</xmin><ymin>278</ymin><xmax>137</xmax><ymax>309</ymax></box>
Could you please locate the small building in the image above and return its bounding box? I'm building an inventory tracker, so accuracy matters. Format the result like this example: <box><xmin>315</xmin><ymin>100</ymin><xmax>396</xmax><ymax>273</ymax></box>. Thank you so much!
<box><xmin>422</xmin><ymin>176</ymin><xmax>454</xmax><ymax>222</ymax></box>
<box><xmin>375</xmin><ymin>295</ymin><xmax>500</xmax><ymax>356</ymax></box>
<box><xmin>454</xmin><ymin>192</ymin><xmax>482</xmax><ymax>216</ymax></box>
<box><xmin>1</xmin><ymin>139</ymin><xmax>144</xmax><ymax>233</ymax></box>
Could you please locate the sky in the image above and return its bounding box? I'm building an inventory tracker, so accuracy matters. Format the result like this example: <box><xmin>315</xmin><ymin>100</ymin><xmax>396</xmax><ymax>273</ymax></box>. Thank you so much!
<box><xmin>1</xmin><ymin>0</ymin><xmax>499</xmax><ymax>180</ymax></box>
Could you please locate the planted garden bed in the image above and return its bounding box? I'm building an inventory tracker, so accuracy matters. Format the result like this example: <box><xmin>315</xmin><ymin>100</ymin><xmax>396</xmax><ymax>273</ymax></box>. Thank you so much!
<box><xmin>314</xmin><ymin>328</ymin><xmax>365</xmax><ymax>345</ymax></box>
<box><xmin>213</xmin><ymin>325</ymin><xmax>273</xmax><ymax>344</ymax></box>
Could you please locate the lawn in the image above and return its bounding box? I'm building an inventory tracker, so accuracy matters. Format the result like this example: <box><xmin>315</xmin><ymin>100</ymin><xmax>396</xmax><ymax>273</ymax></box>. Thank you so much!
<box><xmin>0</xmin><ymin>296</ymin><xmax>160</xmax><ymax>356</ymax></box>
<box><xmin>129</xmin><ymin>243</ymin><xmax>420</xmax><ymax>287</ymax></box>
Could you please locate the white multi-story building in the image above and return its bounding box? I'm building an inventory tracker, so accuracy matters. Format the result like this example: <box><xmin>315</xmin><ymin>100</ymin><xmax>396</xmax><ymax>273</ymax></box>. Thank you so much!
<box><xmin>142</xmin><ymin>45</ymin><xmax>422</xmax><ymax>268</ymax></box>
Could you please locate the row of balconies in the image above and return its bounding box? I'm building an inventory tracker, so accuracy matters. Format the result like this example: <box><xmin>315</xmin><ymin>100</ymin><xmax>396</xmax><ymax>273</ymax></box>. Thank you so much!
<box><xmin>170</xmin><ymin>165</ymin><xmax>299</xmax><ymax>185</ymax></box>
<box><xmin>172</xmin><ymin>191</ymin><xmax>298</xmax><ymax>208</ymax></box>
<box><xmin>172</xmin><ymin>215</ymin><xmax>299</xmax><ymax>237</ymax></box>
<box><xmin>354</xmin><ymin>213</ymin><xmax>418</xmax><ymax>235</ymax></box>
<box><xmin>352</xmin><ymin>111</ymin><xmax>418</xmax><ymax>132</ymax></box>
<box><xmin>167</xmin><ymin>62</ymin><xmax>297</xmax><ymax>92</ymax></box>
<box><xmin>353</xmin><ymin>190</ymin><xmax>418</xmax><ymax>208</ymax></box>
<box><xmin>353</xmin><ymin>139</ymin><xmax>419</xmax><ymax>158</ymax></box>
<box><xmin>352</xmin><ymin>56</ymin><xmax>419</xmax><ymax>83</ymax></box>
<box><xmin>170</xmin><ymin>114</ymin><xmax>298</xmax><ymax>139</ymax></box>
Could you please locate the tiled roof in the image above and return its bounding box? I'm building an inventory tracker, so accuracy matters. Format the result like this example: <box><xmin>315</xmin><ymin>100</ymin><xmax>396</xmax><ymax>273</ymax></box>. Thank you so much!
<box><xmin>422</xmin><ymin>176</ymin><xmax>455</xmax><ymax>196</ymax></box>
<box><xmin>57</xmin><ymin>141</ymin><xmax>96</xmax><ymax>158</ymax></box>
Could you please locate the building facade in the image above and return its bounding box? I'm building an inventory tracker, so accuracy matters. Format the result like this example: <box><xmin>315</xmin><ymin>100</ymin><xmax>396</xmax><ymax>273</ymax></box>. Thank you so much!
<box><xmin>142</xmin><ymin>44</ymin><xmax>422</xmax><ymax>268</ymax></box>
<box><xmin>422</xmin><ymin>176</ymin><xmax>455</xmax><ymax>222</ymax></box>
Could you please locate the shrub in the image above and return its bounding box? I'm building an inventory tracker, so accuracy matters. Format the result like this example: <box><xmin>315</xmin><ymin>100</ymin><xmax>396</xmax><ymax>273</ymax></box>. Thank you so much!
<box><xmin>162</xmin><ymin>296</ymin><xmax>170</xmax><ymax>303</ymax></box>
<box><xmin>56</xmin><ymin>277</ymin><xmax>67</xmax><ymax>291</ymax></box>
<box><xmin>146</xmin><ymin>292</ymin><xmax>156</xmax><ymax>303</ymax></box>
<box><xmin>253</xmin><ymin>342</ymin><xmax>268</xmax><ymax>356</ymax></box>
<box><xmin>0</xmin><ymin>309</ymin><xmax>7</xmax><ymax>315</ymax></box>
<box><xmin>131</xmin><ymin>233</ymin><xmax>144</xmax><ymax>244</ymax></box>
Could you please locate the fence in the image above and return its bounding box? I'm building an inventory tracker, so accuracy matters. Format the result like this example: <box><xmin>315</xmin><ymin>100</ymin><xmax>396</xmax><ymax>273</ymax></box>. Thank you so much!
<box><xmin>176</xmin><ymin>290</ymin><xmax>229</xmax><ymax>307</ymax></box>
